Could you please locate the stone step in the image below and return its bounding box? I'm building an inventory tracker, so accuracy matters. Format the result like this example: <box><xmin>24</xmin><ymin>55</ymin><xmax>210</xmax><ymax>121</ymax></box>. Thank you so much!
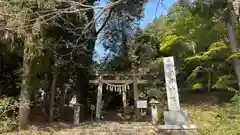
<box><xmin>80</xmin><ymin>126</ymin><xmax>156</xmax><ymax>131</ymax></box>
<box><xmin>97</xmin><ymin>125</ymin><xmax>155</xmax><ymax>127</ymax></box>
<box><xmin>68</xmin><ymin>132</ymin><xmax>158</xmax><ymax>135</ymax></box>
<box><xmin>70</xmin><ymin>127</ymin><xmax>158</xmax><ymax>135</ymax></box>
<box><xmin>56</xmin><ymin>122</ymin><xmax>162</xmax><ymax>135</ymax></box>
<box><xmin>80</xmin><ymin>129</ymin><xmax>156</xmax><ymax>133</ymax></box>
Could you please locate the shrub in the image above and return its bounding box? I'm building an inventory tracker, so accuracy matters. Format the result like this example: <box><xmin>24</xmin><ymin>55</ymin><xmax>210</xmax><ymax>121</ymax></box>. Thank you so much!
<box><xmin>0</xmin><ymin>97</ymin><xmax>19</xmax><ymax>133</ymax></box>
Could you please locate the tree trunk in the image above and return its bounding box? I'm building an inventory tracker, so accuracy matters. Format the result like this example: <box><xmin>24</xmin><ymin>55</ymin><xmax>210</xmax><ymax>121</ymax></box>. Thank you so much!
<box><xmin>132</xmin><ymin>70</ymin><xmax>140</xmax><ymax>119</ymax></box>
<box><xmin>19</xmin><ymin>40</ymin><xmax>32</xmax><ymax>130</ymax></box>
<box><xmin>75</xmin><ymin>68</ymin><xmax>89</xmax><ymax>121</ymax></box>
<box><xmin>74</xmin><ymin>0</ymin><xmax>96</xmax><ymax>121</ymax></box>
<box><xmin>42</xmin><ymin>68</ymin><xmax>54</xmax><ymax>120</ymax></box>
<box><xmin>227</xmin><ymin>22</ymin><xmax>240</xmax><ymax>90</ymax></box>
<box><xmin>227</xmin><ymin>2</ymin><xmax>240</xmax><ymax>90</ymax></box>
<box><xmin>207</xmin><ymin>69</ymin><xmax>211</xmax><ymax>93</ymax></box>
<box><xmin>60</xmin><ymin>86</ymin><xmax>67</xmax><ymax>116</ymax></box>
<box><xmin>49</xmin><ymin>67</ymin><xmax>58</xmax><ymax>122</ymax></box>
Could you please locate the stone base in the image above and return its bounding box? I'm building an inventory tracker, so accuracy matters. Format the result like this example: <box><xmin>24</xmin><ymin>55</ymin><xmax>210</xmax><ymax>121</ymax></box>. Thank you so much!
<box><xmin>157</xmin><ymin>124</ymin><xmax>197</xmax><ymax>130</ymax></box>
<box><xmin>163</xmin><ymin>111</ymin><xmax>189</xmax><ymax>125</ymax></box>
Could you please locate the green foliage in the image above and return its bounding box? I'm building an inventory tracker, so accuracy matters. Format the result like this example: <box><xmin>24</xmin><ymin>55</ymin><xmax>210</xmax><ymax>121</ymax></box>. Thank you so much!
<box><xmin>0</xmin><ymin>97</ymin><xmax>19</xmax><ymax>133</ymax></box>
<box><xmin>225</xmin><ymin>94</ymin><xmax>240</xmax><ymax>115</ymax></box>
<box><xmin>202</xmin><ymin>42</ymin><xmax>228</xmax><ymax>59</ymax></box>
<box><xmin>228</xmin><ymin>52</ymin><xmax>240</xmax><ymax>59</ymax></box>
<box><xmin>213</xmin><ymin>75</ymin><xmax>238</xmax><ymax>92</ymax></box>
<box><xmin>126</xmin><ymin>1</ymin><xmax>238</xmax><ymax>93</ymax></box>
<box><xmin>185</xmin><ymin>42</ymin><xmax>228</xmax><ymax>62</ymax></box>
<box><xmin>192</xmin><ymin>82</ymin><xmax>202</xmax><ymax>89</ymax></box>
<box><xmin>159</xmin><ymin>35</ymin><xmax>184</xmax><ymax>52</ymax></box>
<box><xmin>184</xmin><ymin>41</ymin><xmax>230</xmax><ymax>89</ymax></box>
<box><xmin>229</xmin><ymin>94</ymin><xmax>240</xmax><ymax>106</ymax></box>
<box><xmin>147</xmin><ymin>87</ymin><xmax>165</xmax><ymax>99</ymax></box>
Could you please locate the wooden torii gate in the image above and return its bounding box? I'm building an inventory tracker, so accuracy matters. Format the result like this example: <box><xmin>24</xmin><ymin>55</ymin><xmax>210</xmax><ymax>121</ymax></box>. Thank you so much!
<box><xmin>89</xmin><ymin>72</ymin><xmax>149</xmax><ymax>120</ymax></box>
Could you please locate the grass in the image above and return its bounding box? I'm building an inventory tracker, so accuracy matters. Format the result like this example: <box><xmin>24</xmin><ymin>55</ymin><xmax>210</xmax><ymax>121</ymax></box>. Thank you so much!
<box><xmin>184</xmin><ymin>103</ymin><xmax>240</xmax><ymax>135</ymax></box>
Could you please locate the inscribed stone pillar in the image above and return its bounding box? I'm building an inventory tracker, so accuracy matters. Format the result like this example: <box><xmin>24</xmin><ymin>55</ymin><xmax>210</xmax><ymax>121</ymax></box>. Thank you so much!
<box><xmin>163</xmin><ymin>56</ymin><xmax>180</xmax><ymax>111</ymax></box>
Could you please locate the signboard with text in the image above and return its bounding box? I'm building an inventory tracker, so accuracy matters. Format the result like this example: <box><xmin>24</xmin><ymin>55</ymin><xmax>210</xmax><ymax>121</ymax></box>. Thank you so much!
<box><xmin>137</xmin><ymin>100</ymin><xmax>148</xmax><ymax>108</ymax></box>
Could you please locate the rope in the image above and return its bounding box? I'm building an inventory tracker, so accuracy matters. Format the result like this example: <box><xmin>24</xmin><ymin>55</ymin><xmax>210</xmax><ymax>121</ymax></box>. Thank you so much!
<box><xmin>101</xmin><ymin>80</ymin><xmax>134</xmax><ymax>93</ymax></box>
<box><xmin>102</xmin><ymin>80</ymin><xmax>134</xmax><ymax>86</ymax></box>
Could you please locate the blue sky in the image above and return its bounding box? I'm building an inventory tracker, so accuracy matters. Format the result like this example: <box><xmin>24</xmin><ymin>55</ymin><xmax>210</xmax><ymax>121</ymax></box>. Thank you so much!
<box><xmin>139</xmin><ymin>0</ymin><xmax>176</xmax><ymax>28</ymax></box>
<box><xmin>94</xmin><ymin>0</ymin><xmax>176</xmax><ymax>60</ymax></box>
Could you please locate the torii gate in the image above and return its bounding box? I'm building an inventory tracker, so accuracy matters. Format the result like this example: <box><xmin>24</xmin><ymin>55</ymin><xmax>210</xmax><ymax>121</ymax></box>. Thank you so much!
<box><xmin>89</xmin><ymin>71</ymin><xmax>149</xmax><ymax>120</ymax></box>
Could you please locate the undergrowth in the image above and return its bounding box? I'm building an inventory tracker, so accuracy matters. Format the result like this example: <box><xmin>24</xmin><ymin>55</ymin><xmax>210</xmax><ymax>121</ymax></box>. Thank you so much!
<box><xmin>1</xmin><ymin>95</ymin><xmax>240</xmax><ymax>135</ymax></box>
<box><xmin>186</xmin><ymin>94</ymin><xmax>240</xmax><ymax>135</ymax></box>
<box><xmin>0</xmin><ymin>97</ymin><xmax>19</xmax><ymax>133</ymax></box>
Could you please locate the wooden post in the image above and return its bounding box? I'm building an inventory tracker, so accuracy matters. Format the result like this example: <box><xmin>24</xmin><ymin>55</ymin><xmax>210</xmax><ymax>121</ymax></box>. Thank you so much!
<box><xmin>49</xmin><ymin>67</ymin><xmax>58</xmax><ymax>122</ymax></box>
<box><xmin>122</xmin><ymin>90</ymin><xmax>127</xmax><ymax>112</ymax></box>
<box><xmin>95</xmin><ymin>75</ymin><xmax>103</xmax><ymax>120</ymax></box>
<box><xmin>116</xmin><ymin>75</ymin><xmax>127</xmax><ymax>112</ymax></box>
<box><xmin>133</xmin><ymin>72</ymin><xmax>140</xmax><ymax>118</ymax></box>
<box><xmin>90</xmin><ymin>104</ymin><xmax>95</xmax><ymax>121</ymax></box>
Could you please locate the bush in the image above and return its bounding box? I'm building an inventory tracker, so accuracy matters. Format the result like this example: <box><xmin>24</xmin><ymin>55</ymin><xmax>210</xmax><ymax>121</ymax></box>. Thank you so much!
<box><xmin>0</xmin><ymin>97</ymin><xmax>19</xmax><ymax>133</ymax></box>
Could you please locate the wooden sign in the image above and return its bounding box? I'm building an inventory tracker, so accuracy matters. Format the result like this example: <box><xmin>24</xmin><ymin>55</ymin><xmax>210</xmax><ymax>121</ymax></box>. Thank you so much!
<box><xmin>137</xmin><ymin>100</ymin><xmax>148</xmax><ymax>108</ymax></box>
<box><xmin>163</xmin><ymin>56</ymin><xmax>180</xmax><ymax>111</ymax></box>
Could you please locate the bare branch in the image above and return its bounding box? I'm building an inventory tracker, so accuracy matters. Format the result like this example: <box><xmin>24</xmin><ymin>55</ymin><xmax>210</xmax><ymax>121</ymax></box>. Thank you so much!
<box><xmin>60</xmin><ymin>0</ymin><xmax>123</xmax><ymax>9</ymax></box>
<box><xmin>96</xmin><ymin>9</ymin><xmax>113</xmax><ymax>36</ymax></box>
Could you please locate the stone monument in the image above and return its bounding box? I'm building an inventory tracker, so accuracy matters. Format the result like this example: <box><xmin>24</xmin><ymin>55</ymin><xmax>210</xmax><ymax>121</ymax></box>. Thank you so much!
<box><xmin>162</xmin><ymin>56</ymin><xmax>197</xmax><ymax>131</ymax></box>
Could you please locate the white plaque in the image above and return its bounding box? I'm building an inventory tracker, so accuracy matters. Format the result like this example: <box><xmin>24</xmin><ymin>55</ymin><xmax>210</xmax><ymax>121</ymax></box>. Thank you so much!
<box><xmin>137</xmin><ymin>100</ymin><xmax>148</xmax><ymax>108</ymax></box>
<box><xmin>163</xmin><ymin>56</ymin><xmax>180</xmax><ymax>111</ymax></box>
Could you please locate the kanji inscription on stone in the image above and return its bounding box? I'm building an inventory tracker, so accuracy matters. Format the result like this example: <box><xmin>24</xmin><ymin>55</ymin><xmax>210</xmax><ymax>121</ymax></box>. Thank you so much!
<box><xmin>163</xmin><ymin>56</ymin><xmax>180</xmax><ymax>111</ymax></box>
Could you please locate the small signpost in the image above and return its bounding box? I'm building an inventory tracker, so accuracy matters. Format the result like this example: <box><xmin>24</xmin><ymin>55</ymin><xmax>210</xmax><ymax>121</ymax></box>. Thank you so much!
<box><xmin>136</xmin><ymin>100</ymin><xmax>147</xmax><ymax>108</ymax></box>
<box><xmin>137</xmin><ymin>100</ymin><xmax>147</xmax><ymax>116</ymax></box>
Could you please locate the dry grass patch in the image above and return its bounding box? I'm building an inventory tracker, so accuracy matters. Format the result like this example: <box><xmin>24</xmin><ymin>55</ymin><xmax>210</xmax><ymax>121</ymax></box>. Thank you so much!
<box><xmin>183</xmin><ymin>103</ymin><xmax>240</xmax><ymax>135</ymax></box>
